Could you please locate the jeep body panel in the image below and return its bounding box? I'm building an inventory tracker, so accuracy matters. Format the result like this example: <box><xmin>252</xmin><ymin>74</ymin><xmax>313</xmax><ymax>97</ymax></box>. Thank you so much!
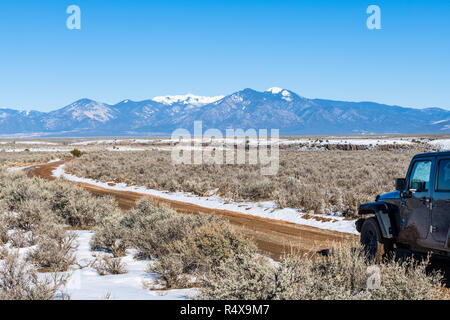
<box><xmin>398</xmin><ymin>156</ymin><xmax>434</xmax><ymax>245</ymax></box>
<box><xmin>430</xmin><ymin>156</ymin><xmax>450</xmax><ymax>249</ymax></box>
<box><xmin>358</xmin><ymin>151</ymin><xmax>450</xmax><ymax>255</ymax></box>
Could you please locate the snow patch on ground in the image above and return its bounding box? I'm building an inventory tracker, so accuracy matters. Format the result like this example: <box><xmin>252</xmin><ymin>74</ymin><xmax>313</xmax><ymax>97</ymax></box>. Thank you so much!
<box><xmin>0</xmin><ymin>229</ymin><xmax>195</xmax><ymax>300</ymax></box>
<box><xmin>428</xmin><ymin>139</ymin><xmax>450</xmax><ymax>150</ymax></box>
<box><xmin>64</xmin><ymin>231</ymin><xmax>196</xmax><ymax>300</ymax></box>
<box><xmin>106</xmin><ymin>146</ymin><xmax>147</xmax><ymax>152</ymax></box>
<box><xmin>15</xmin><ymin>141</ymin><xmax>59</xmax><ymax>145</ymax></box>
<box><xmin>279</xmin><ymin>138</ymin><xmax>413</xmax><ymax>146</ymax></box>
<box><xmin>70</xmin><ymin>139</ymin><xmax>125</xmax><ymax>146</ymax></box>
<box><xmin>53</xmin><ymin>164</ymin><xmax>357</xmax><ymax>235</ymax></box>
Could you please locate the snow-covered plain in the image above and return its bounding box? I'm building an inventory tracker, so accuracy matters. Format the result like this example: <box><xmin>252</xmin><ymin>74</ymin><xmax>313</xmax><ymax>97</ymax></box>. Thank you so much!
<box><xmin>1</xmin><ymin>136</ymin><xmax>446</xmax><ymax>151</ymax></box>
<box><xmin>2</xmin><ymin>148</ymin><xmax>73</xmax><ymax>153</ymax></box>
<box><xmin>279</xmin><ymin>138</ymin><xmax>413</xmax><ymax>146</ymax></box>
<box><xmin>53</xmin><ymin>164</ymin><xmax>358</xmax><ymax>234</ymax></box>
<box><xmin>70</xmin><ymin>139</ymin><xmax>125</xmax><ymax>146</ymax></box>
<box><xmin>428</xmin><ymin>139</ymin><xmax>450</xmax><ymax>150</ymax></box>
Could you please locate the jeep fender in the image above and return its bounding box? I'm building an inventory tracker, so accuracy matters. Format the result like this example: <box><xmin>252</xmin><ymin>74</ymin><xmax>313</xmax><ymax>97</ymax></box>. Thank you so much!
<box><xmin>358</xmin><ymin>202</ymin><xmax>393</xmax><ymax>239</ymax></box>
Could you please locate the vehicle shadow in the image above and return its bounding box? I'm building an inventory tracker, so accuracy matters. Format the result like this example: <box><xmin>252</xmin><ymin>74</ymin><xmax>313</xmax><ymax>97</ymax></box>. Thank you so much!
<box><xmin>427</xmin><ymin>256</ymin><xmax>450</xmax><ymax>288</ymax></box>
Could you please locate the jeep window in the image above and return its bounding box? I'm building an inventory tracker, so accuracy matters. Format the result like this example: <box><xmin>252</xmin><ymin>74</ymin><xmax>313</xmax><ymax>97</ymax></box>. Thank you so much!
<box><xmin>436</xmin><ymin>159</ymin><xmax>450</xmax><ymax>191</ymax></box>
<box><xmin>409</xmin><ymin>160</ymin><xmax>431</xmax><ymax>192</ymax></box>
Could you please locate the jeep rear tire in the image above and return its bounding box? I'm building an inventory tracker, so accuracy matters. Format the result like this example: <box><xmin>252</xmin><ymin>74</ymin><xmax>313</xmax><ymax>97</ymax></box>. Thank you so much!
<box><xmin>360</xmin><ymin>218</ymin><xmax>383</xmax><ymax>261</ymax></box>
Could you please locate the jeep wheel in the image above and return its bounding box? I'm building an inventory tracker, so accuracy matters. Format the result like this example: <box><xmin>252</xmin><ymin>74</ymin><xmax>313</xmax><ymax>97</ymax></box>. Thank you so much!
<box><xmin>360</xmin><ymin>218</ymin><xmax>383</xmax><ymax>261</ymax></box>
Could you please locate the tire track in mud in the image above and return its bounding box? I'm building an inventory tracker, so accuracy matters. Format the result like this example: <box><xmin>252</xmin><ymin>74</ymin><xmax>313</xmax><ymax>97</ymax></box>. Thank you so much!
<box><xmin>27</xmin><ymin>160</ymin><xmax>357</xmax><ymax>260</ymax></box>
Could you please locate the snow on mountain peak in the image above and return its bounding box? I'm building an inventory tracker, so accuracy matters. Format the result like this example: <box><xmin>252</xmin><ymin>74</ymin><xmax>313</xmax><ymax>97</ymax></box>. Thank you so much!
<box><xmin>152</xmin><ymin>93</ymin><xmax>224</xmax><ymax>106</ymax></box>
<box><xmin>266</xmin><ymin>87</ymin><xmax>284</xmax><ymax>94</ymax></box>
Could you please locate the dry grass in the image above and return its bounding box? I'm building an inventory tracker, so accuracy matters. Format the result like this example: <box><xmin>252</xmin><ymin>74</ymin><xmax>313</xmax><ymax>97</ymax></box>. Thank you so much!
<box><xmin>67</xmin><ymin>149</ymin><xmax>426</xmax><ymax>216</ymax></box>
<box><xmin>0</xmin><ymin>151</ymin><xmax>68</xmax><ymax>169</ymax></box>
<box><xmin>0</xmin><ymin>163</ymin><xmax>447</xmax><ymax>300</ymax></box>
<box><xmin>201</xmin><ymin>242</ymin><xmax>445</xmax><ymax>300</ymax></box>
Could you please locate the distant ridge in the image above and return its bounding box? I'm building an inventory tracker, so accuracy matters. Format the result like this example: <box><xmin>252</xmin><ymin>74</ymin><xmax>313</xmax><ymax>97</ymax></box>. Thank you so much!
<box><xmin>1</xmin><ymin>88</ymin><xmax>449</xmax><ymax>137</ymax></box>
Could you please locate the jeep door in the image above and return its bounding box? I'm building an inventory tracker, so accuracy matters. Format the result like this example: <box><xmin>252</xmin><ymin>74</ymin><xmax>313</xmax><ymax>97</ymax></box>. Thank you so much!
<box><xmin>398</xmin><ymin>158</ymin><xmax>434</xmax><ymax>245</ymax></box>
<box><xmin>431</xmin><ymin>157</ymin><xmax>450</xmax><ymax>249</ymax></box>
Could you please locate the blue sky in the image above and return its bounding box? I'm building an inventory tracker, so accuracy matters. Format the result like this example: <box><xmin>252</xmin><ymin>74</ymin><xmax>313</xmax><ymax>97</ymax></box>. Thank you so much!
<box><xmin>0</xmin><ymin>0</ymin><xmax>449</xmax><ymax>111</ymax></box>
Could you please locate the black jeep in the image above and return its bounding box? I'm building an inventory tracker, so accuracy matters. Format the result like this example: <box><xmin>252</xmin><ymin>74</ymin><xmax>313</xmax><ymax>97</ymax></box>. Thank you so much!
<box><xmin>357</xmin><ymin>151</ymin><xmax>450</xmax><ymax>260</ymax></box>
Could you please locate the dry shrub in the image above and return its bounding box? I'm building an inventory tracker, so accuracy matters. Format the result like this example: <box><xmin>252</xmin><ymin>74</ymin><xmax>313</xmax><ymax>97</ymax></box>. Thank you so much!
<box><xmin>0</xmin><ymin>247</ymin><xmax>9</xmax><ymax>260</ymax></box>
<box><xmin>93</xmin><ymin>254</ymin><xmax>127</xmax><ymax>276</ymax></box>
<box><xmin>8</xmin><ymin>230</ymin><xmax>35</xmax><ymax>248</ymax></box>
<box><xmin>0</xmin><ymin>171</ymin><xmax>118</xmax><ymax>229</ymax></box>
<box><xmin>370</xmin><ymin>258</ymin><xmax>443</xmax><ymax>300</ymax></box>
<box><xmin>11</xmin><ymin>199</ymin><xmax>57</xmax><ymax>232</ymax></box>
<box><xmin>0</xmin><ymin>251</ymin><xmax>68</xmax><ymax>300</ymax></box>
<box><xmin>90</xmin><ymin>212</ymin><xmax>127</xmax><ymax>257</ymax></box>
<box><xmin>67</xmin><ymin>149</ymin><xmax>420</xmax><ymax>216</ymax></box>
<box><xmin>0</xmin><ymin>174</ymin><xmax>52</xmax><ymax>211</ymax></box>
<box><xmin>91</xmin><ymin>198</ymin><xmax>257</xmax><ymax>289</ymax></box>
<box><xmin>0</xmin><ymin>219</ymin><xmax>9</xmax><ymax>245</ymax></box>
<box><xmin>122</xmin><ymin>199</ymin><xmax>203</xmax><ymax>259</ymax></box>
<box><xmin>27</xmin><ymin>224</ymin><xmax>78</xmax><ymax>272</ymax></box>
<box><xmin>45</xmin><ymin>181</ymin><xmax>118</xmax><ymax>228</ymax></box>
<box><xmin>201</xmin><ymin>243</ymin><xmax>444</xmax><ymax>300</ymax></box>
<box><xmin>200</xmin><ymin>252</ymin><xmax>275</xmax><ymax>300</ymax></box>
<box><xmin>150</xmin><ymin>219</ymin><xmax>256</xmax><ymax>289</ymax></box>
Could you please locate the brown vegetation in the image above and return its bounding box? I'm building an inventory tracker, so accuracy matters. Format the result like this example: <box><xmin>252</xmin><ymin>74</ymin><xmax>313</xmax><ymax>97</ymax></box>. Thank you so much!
<box><xmin>67</xmin><ymin>149</ymin><xmax>422</xmax><ymax>216</ymax></box>
<box><xmin>1</xmin><ymin>145</ymin><xmax>446</xmax><ymax>300</ymax></box>
<box><xmin>201</xmin><ymin>242</ymin><xmax>444</xmax><ymax>300</ymax></box>
<box><xmin>0</xmin><ymin>151</ymin><xmax>69</xmax><ymax>169</ymax></box>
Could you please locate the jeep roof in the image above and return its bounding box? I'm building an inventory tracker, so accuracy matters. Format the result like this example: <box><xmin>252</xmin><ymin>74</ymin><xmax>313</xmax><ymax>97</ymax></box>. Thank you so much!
<box><xmin>413</xmin><ymin>151</ymin><xmax>450</xmax><ymax>158</ymax></box>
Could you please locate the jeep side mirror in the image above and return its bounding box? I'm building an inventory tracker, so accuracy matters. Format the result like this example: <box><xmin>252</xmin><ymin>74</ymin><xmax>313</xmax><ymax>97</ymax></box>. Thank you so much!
<box><xmin>410</xmin><ymin>180</ymin><xmax>426</xmax><ymax>192</ymax></box>
<box><xmin>395</xmin><ymin>178</ymin><xmax>406</xmax><ymax>191</ymax></box>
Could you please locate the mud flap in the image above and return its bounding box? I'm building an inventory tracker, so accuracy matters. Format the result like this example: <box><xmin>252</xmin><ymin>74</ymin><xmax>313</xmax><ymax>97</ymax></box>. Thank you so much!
<box><xmin>375</xmin><ymin>210</ymin><xmax>393</xmax><ymax>239</ymax></box>
<box><xmin>359</xmin><ymin>202</ymin><xmax>393</xmax><ymax>239</ymax></box>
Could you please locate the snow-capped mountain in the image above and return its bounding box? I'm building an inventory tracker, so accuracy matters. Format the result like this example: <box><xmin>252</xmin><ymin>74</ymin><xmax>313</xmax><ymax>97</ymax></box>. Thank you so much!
<box><xmin>152</xmin><ymin>94</ymin><xmax>224</xmax><ymax>107</ymax></box>
<box><xmin>1</xmin><ymin>88</ymin><xmax>450</xmax><ymax>137</ymax></box>
<box><xmin>40</xmin><ymin>99</ymin><xmax>120</xmax><ymax>132</ymax></box>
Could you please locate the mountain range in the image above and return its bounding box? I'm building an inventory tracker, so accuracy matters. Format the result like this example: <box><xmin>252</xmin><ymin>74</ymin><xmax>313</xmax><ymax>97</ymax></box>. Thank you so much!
<box><xmin>1</xmin><ymin>87</ymin><xmax>450</xmax><ymax>137</ymax></box>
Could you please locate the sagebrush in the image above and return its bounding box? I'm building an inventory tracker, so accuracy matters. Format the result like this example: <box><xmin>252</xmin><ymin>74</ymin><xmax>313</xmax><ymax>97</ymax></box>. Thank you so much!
<box><xmin>67</xmin><ymin>149</ymin><xmax>423</xmax><ymax>216</ymax></box>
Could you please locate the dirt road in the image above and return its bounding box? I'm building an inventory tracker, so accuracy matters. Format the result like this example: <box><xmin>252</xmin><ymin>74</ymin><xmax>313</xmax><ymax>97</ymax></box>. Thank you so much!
<box><xmin>27</xmin><ymin>160</ymin><xmax>357</xmax><ymax>260</ymax></box>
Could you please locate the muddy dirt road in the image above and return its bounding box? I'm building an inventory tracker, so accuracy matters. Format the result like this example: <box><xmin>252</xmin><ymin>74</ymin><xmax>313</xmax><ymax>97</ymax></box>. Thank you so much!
<box><xmin>27</xmin><ymin>160</ymin><xmax>356</xmax><ymax>260</ymax></box>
